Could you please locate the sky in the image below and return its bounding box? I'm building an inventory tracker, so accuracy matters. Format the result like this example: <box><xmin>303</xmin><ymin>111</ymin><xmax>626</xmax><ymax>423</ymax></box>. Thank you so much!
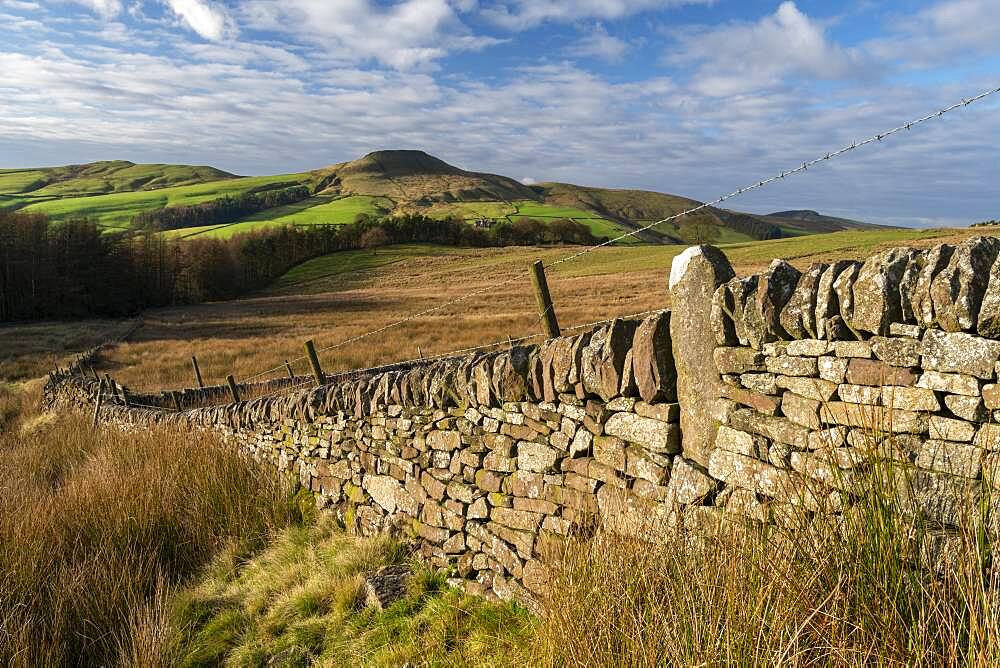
<box><xmin>1</xmin><ymin>0</ymin><xmax>997</xmax><ymax>226</ymax></box>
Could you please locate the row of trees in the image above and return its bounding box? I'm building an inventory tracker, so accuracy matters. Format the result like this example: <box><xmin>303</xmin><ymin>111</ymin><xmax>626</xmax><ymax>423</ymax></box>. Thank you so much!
<box><xmin>0</xmin><ymin>211</ymin><xmax>602</xmax><ymax>322</ymax></box>
<box><xmin>132</xmin><ymin>185</ymin><xmax>311</xmax><ymax>231</ymax></box>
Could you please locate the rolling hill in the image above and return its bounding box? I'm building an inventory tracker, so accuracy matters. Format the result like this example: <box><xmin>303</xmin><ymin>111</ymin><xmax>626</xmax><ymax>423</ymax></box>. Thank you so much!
<box><xmin>0</xmin><ymin>150</ymin><xmax>890</xmax><ymax>242</ymax></box>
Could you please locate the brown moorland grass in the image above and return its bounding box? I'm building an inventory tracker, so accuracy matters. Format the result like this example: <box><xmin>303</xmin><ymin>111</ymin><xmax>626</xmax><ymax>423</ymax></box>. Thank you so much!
<box><xmin>0</xmin><ymin>383</ymin><xmax>299</xmax><ymax>666</ymax></box>
<box><xmin>74</xmin><ymin>227</ymin><xmax>982</xmax><ymax>395</ymax></box>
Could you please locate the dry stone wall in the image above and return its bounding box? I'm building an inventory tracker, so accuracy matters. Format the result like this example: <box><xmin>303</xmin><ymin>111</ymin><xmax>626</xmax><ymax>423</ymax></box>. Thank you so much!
<box><xmin>703</xmin><ymin>237</ymin><xmax>1000</xmax><ymax>531</ymax></box>
<box><xmin>43</xmin><ymin>238</ymin><xmax>1000</xmax><ymax>606</ymax></box>
<box><xmin>45</xmin><ymin>312</ymin><xmax>695</xmax><ymax>609</ymax></box>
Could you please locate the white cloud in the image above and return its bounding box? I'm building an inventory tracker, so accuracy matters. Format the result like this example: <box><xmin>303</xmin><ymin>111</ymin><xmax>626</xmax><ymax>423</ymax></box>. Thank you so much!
<box><xmin>668</xmin><ymin>1</ymin><xmax>869</xmax><ymax>96</ymax></box>
<box><xmin>69</xmin><ymin>0</ymin><xmax>122</xmax><ymax>17</ymax></box>
<box><xmin>566</xmin><ymin>24</ymin><xmax>629</xmax><ymax>63</ymax></box>
<box><xmin>239</xmin><ymin>0</ymin><xmax>494</xmax><ymax>69</ymax></box>
<box><xmin>164</xmin><ymin>0</ymin><xmax>232</xmax><ymax>41</ymax></box>
<box><xmin>867</xmin><ymin>0</ymin><xmax>1000</xmax><ymax>67</ymax></box>
<box><xmin>482</xmin><ymin>0</ymin><xmax>713</xmax><ymax>30</ymax></box>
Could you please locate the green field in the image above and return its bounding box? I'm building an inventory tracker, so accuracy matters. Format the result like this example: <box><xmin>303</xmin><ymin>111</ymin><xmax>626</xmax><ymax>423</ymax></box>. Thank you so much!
<box><xmin>19</xmin><ymin>173</ymin><xmax>311</xmax><ymax>230</ymax></box>
<box><xmin>271</xmin><ymin>244</ymin><xmax>466</xmax><ymax>291</ymax></box>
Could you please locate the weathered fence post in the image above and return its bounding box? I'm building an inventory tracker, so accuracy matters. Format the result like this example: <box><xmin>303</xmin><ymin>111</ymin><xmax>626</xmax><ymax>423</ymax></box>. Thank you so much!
<box><xmin>171</xmin><ymin>391</ymin><xmax>182</xmax><ymax>412</ymax></box>
<box><xmin>305</xmin><ymin>340</ymin><xmax>325</xmax><ymax>386</ymax></box>
<box><xmin>226</xmin><ymin>375</ymin><xmax>241</xmax><ymax>402</ymax></box>
<box><xmin>530</xmin><ymin>260</ymin><xmax>560</xmax><ymax>338</ymax></box>
<box><xmin>417</xmin><ymin>347</ymin><xmax>424</xmax><ymax>360</ymax></box>
<box><xmin>90</xmin><ymin>367</ymin><xmax>100</xmax><ymax>382</ymax></box>
<box><xmin>191</xmin><ymin>356</ymin><xmax>204</xmax><ymax>388</ymax></box>
<box><xmin>92</xmin><ymin>379</ymin><xmax>105</xmax><ymax>427</ymax></box>
<box><xmin>284</xmin><ymin>360</ymin><xmax>295</xmax><ymax>379</ymax></box>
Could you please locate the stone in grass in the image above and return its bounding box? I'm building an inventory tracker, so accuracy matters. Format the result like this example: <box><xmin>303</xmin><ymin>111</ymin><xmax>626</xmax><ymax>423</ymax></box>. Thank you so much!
<box><xmin>667</xmin><ymin>457</ymin><xmax>716</xmax><ymax>504</ymax></box>
<box><xmin>708</xmin><ymin>448</ymin><xmax>818</xmax><ymax>509</ymax></box>
<box><xmin>921</xmin><ymin>329</ymin><xmax>1000</xmax><ymax>379</ymax></box>
<box><xmin>930</xmin><ymin>236</ymin><xmax>1000</xmax><ymax>332</ymax></box>
<box><xmin>917</xmin><ymin>439</ymin><xmax>982</xmax><ymax>478</ymax></box>
<box><xmin>973</xmin><ymin>424</ymin><xmax>1000</xmax><ymax>450</ymax></box>
<box><xmin>363</xmin><ymin>564</ymin><xmax>412</xmax><ymax>610</ymax></box>
<box><xmin>928</xmin><ymin>416</ymin><xmax>977</xmax><ymax>443</ymax></box>
<box><xmin>837</xmin><ymin>384</ymin><xmax>882</xmax><ymax>405</ymax></box>
<box><xmin>897</xmin><ymin>469</ymin><xmax>980</xmax><ymax>527</ymax></box>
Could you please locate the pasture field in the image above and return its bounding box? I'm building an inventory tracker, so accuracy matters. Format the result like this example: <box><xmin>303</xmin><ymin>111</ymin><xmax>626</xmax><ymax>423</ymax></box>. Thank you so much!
<box><xmin>19</xmin><ymin>173</ymin><xmax>311</xmax><ymax>230</ymax></box>
<box><xmin>7</xmin><ymin>225</ymin><xmax>960</xmax><ymax>395</ymax></box>
<box><xmin>171</xmin><ymin>195</ymin><xmax>394</xmax><ymax>239</ymax></box>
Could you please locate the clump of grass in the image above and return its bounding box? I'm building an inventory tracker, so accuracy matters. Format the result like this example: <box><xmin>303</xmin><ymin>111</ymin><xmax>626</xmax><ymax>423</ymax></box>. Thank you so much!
<box><xmin>0</xmin><ymin>400</ymin><xmax>299</xmax><ymax>666</ymax></box>
<box><xmin>537</xmin><ymin>413</ymin><xmax>1000</xmax><ymax>667</ymax></box>
<box><xmin>161</xmin><ymin>517</ymin><xmax>534</xmax><ymax>667</ymax></box>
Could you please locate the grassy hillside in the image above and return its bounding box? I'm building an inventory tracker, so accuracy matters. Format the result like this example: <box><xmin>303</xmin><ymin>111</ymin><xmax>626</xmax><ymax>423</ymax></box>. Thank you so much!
<box><xmin>20</xmin><ymin>173</ymin><xmax>312</xmax><ymax>230</ymax></box>
<box><xmin>1</xmin><ymin>151</ymin><xmax>895</xmax><ymax>243</ymax></box>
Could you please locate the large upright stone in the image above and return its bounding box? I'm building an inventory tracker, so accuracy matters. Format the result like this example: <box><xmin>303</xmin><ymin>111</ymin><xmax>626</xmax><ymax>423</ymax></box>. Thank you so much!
<box><xmin>595</xmin><ymin>319</ymin><xmax>640</xmax><ymax>401</ymax></box>
<box><xmin>780</xmin><ymin>262</ymin><xmax>826</xmax><ymax>339</ymax></box>
<box><xmin>632</xmin><ymin>312</ymin><xmax>677</xmax><ymax>403</ymax></box>
<box><xmin>832</xmin><ymin>262</ymin><xmax>862</xmax><ymax>338</ymax></box>
<box><xmin>815</xmin><ymin>260</ymin><xmax>857</xmax><ymax>340</ymax></box>
<box><xmin>977</xmin><ymin>253</ymin><xmax>1000</xmax><ymax>338</ymax></box>
<box><xmin>745</xmin><ymin>260</ymin><xmax>800</xmax><ymax>346</ymax></box>
<box><xmin>670</xmin><ymin>245</ymin><xmax>736</xmax><ymax>466</ymax></box>
<box><xmin>911</xmin><ymin>244</ymin><xmax>955</xmax><ymax>328</ymax></box>
<box><xmin>930</xmin><ymin>237</ymin><xmax>1000</xmax><ymax>332</ymax></box>
<box><xmin>719</xmin><ymin>275</ymin><xmax>757</xmax><ymax>347</ymax></box>
<box><xmin>850</xmin><ymin>248</ymin><xmax>915</xmax><ymax>335</ymax></box>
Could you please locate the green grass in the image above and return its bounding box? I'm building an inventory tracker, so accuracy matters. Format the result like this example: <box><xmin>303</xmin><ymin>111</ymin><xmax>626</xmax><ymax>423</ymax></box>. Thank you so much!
<box><xmin>20</xmin><ymin>173</ymin><xmax>311</xmax><ymax>229</ymax></box>
<box><xmin>164</xmin><ymin>518</ymin><xmax>532</xmax><ymax>667</ymax></box>
<box><xmin>272</xmin><ymin>244</ymin><xmax>464</xmax><ymax>290</ymax></box>
<box><xmin>509</xmin><ymin>200</ymin><xmax>640</xmax><ymax>244</ymax></box>
<box><xmin>0</xmin><ymin>169</ymin><xmax>48</xmax><ymax>195</ymax></box>
<box><xmin>171</xmin><ymin>195</ymin><xmax>395</xmax><ymax>239</ymax></box>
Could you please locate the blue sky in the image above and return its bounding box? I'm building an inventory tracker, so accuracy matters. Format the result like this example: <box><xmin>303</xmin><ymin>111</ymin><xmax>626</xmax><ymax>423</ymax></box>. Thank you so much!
<box><xmin>1</xmin><ymin>0</ymin><xmax>997</xmax><ymax>226</ymax></box>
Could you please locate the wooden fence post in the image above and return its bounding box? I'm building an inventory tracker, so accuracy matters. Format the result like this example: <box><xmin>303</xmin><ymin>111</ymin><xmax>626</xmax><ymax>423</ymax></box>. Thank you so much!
<box><xmin>530</xmin><ymin>260</ymin><xmax>561</xmax><ymax>338</ymax></box>
<box><xmin>92</xmin><ymin>379</ymin><xmax>105</xmax><ymax>427</ymax></box>
<box><xmin>304</xmin><ymin>340</ymin><xmax>325</xmax><ymax>386</ymax></box>
<box><xmin>171</xmin><ymin>391</ymin><xmax>182</xmax><ymax>412</ymax></box>
<box><xmin>191</xmin><ymin>356</ymin><xmax>204</xmax><ymax>388</ymax></box>
<box><xmin>90</xmin><ymin>367</ymin><xmax>100</xmax><ymax>382</ymax></box>
<box><xmin>226</xmin><ymin>375</ymin><xmax>241</xmax><ymax>402</ymax></box>
<box><xmin>284</xmin><ymin>360</ymin><xmax>295</xmax><ymax>379</ymax></box>
<box><xmin>104</xmin><ymin>374</ymin><xmax>121</xmax><ymax>403</ymax></box>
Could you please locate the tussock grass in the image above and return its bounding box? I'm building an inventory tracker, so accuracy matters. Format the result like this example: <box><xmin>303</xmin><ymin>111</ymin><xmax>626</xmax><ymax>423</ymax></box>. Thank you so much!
<box><xmin>0</xmin><ymin>389</ymin><xmax>299</xmax><ymax>666</ymax></box>
<box><xmin>152</xmin><ymin>518</ymin><xmax>533</xmax><ymax>667</ymax></box>
<box><xmin>538</xmin><ymin>413</ymin><xmax>1000</xmax><ymax>667</ymax></box>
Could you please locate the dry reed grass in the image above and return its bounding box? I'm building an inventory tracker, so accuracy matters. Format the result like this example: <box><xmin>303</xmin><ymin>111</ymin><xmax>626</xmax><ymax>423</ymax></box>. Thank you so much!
<box><xmin>0</xmin><ymin>384</ymin><xmax>299</xmax><ymax>666</ymax></box>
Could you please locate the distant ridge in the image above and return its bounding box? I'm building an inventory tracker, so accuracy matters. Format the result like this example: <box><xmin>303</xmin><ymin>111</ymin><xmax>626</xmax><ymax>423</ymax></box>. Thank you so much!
<box><xmin>2</xmin><ymin>150</ymin><xmax>895</xmax><ymax>241</ymax></box>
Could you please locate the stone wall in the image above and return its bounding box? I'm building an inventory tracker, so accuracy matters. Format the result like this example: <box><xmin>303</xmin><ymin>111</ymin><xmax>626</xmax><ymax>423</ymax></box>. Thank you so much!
<box><xmin>43</xmin><ymin>238</ymin><xmax>1000</xmax><ymax>605</ymax></box>
<box><xmin>45</xmin><ymin>312</ymin><xmax>691</xmax><ymax>609</ymax></box>
<box><xmin>701</xmin><ymin>237</ymin><xmax>1000</xmax><ymax>530</ymax></box>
